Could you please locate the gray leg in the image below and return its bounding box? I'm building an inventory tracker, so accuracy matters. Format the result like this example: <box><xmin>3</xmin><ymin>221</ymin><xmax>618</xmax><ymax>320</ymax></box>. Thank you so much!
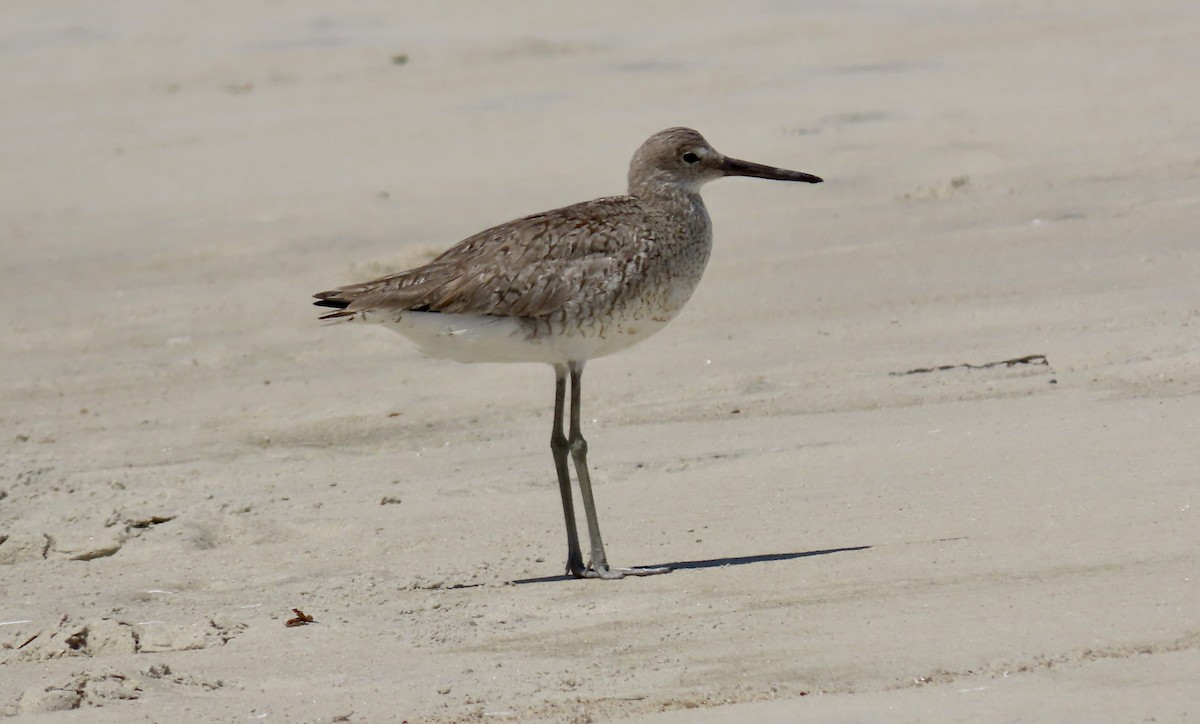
<box><xmin>567</xmin><ymin>361</ymin><xmax>671</xmax><ymax>579</ymax></box>
<box><xmin>551</xmin><ymin>364</ymin><xmax>586</xmax><ymax>577</ymax></box>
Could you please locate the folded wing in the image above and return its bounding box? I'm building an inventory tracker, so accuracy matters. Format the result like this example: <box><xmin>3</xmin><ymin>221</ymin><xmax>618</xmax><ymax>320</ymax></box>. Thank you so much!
<box><xmin>314</xmin><ymin>196</ymin><xmax>648</xmax><ymax>321</ymax></box>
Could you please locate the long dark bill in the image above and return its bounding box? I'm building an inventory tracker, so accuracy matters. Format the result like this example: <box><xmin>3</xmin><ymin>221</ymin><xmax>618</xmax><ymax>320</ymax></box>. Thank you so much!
<box><xmin>721</xmin><ymin>156</ymin><xmax>822</xmax><ymax>184</ymax></box>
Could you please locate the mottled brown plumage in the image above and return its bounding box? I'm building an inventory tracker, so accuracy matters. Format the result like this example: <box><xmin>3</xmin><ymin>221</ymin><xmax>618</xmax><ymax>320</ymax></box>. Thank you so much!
<box><xmin>313</xmin><ymin>127</ymin><xmax>821</xmax><ymax>579</ymax></box>
<box><xmin>316</xmin><ymin>196</ymin><xmax>665</xmax><ymax>322</ymax></box>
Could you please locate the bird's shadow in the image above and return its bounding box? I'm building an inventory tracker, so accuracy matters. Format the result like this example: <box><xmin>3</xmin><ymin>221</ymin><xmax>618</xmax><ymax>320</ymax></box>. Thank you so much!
<box><xmin>510</xmin><ymin>545</ymin><xmax>871</xmax><ymax>585</ymax></box>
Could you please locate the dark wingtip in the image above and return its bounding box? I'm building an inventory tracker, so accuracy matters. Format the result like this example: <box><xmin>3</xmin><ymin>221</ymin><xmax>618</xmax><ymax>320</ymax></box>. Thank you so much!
<box><xmin>313</xmin><ymin>288</ymin><xmax>351</xmax><ymax>310</ymax></box>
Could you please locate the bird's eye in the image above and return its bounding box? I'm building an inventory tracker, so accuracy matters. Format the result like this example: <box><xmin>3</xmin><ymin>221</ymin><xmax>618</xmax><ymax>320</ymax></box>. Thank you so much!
<box><xmin>682</xmin><ymin>152</ymin><xmax>700</xmax><ymax>164</ymax></box>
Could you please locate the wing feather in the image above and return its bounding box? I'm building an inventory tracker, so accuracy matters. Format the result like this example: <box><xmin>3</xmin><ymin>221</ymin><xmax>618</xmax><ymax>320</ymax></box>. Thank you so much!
<box><xmin>313</xmin><ymin>196</ymin><xmax>649</xmax><ymax>320</ymax></box>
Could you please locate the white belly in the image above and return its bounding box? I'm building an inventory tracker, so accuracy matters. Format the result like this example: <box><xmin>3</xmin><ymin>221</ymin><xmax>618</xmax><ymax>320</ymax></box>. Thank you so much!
<box><xmin>370</xmin><ymin>310</ymin><xmax>675</xmax><ymax>365</ymax></box>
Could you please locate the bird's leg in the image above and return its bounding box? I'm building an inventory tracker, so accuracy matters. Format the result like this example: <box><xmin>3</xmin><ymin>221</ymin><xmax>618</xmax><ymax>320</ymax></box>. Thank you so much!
<box><xmin>567</xmin><ymin>361</ymin><xmax>671</xmax><ymax>579</ymax></box>
<box><xmin>551</xmin><ymin>364</ymin><xmax>586</xmax><ymax>577</ymax></box>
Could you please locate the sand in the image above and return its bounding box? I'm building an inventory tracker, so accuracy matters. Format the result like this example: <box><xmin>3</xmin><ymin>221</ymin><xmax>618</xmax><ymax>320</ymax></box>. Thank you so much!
<box><xmin>2</xmin><ymin>1</ymin><xmax>1198</xmax><ymax>721</ymax></box>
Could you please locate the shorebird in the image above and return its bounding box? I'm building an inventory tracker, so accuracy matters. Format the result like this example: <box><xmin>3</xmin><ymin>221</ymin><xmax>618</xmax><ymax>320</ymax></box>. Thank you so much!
<box><xmin>314</xmin><ymin>127</ymin><xmax>822</xmax><ymax>579</ymax></box>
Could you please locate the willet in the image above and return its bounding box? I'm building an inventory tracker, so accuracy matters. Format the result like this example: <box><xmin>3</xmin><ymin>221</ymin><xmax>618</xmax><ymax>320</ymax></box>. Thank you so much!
<box><xmin>314</xmin><ymin>127</ymin><xmax>822</xmax><ymax>579</ymax></box>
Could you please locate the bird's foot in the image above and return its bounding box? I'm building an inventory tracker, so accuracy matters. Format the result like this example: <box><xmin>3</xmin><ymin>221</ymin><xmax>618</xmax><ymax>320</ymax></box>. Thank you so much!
<box><xmin>573</xmin><ymin>563</ymin><xmax>672</xmax><ymax>580</ymax></box>
<box><xmin>563</xmin><ymin>550</ymin><xmax>590</xmax><ymax>578</ymax></box>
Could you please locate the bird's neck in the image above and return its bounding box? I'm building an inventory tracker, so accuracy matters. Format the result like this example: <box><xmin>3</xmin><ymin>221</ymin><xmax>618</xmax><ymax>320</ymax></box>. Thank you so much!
<box><xmin>629</xmin><ymin>180</ymin><xmax>708</xmax><ymax>220</ymax></box>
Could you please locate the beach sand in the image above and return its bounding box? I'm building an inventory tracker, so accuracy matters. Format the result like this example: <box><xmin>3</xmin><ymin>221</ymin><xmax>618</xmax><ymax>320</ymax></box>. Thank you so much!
<box><xmin>2</xmin><ymin>1</ymin><xmax>1198</xmax><ymax>720</ymax></box>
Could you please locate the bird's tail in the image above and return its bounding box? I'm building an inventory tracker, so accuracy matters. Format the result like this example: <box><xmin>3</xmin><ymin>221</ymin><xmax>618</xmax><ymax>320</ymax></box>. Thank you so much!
<box><xmin>313</xmin><ymin>291</ymin><xmax>356</xmax><ymax>321</ymax></box>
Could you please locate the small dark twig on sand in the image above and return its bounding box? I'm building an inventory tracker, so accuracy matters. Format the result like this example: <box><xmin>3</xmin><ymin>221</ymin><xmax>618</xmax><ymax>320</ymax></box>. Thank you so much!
<box><xmin>891</xmin><ymin>354</ymin><xmax>1049</xmax><ymax>376</ymax></box>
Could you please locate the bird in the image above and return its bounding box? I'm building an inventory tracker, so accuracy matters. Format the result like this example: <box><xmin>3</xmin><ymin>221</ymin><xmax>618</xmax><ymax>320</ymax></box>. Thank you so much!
<box><xmin>314</xmin><ymin>127</ymin><xmax>822</xmax><ymax>579</ymax></box>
